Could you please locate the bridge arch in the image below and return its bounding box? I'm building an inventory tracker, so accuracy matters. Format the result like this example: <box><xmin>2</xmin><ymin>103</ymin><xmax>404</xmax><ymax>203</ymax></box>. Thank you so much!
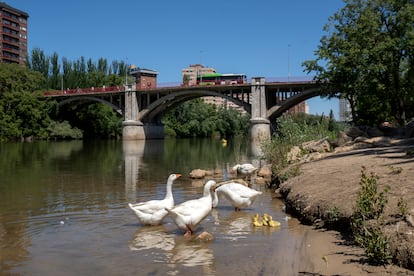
<box><xmin>139</xmin><ymin>89</ymin><xmax>250</xmax><ymax>123</ymax></box>
<box><xmin>267</xmin><ymin>87</ymin><xmax>321</xmax><ymax>121</ymax></box>
<box><xmin>57</xmin><ymin>96</ymin><xmax>123</xmax><ymax>115</ymax></box>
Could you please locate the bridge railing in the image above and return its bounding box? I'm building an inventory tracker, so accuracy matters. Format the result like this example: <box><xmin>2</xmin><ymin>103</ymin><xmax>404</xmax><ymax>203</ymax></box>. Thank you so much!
<box><xmin>44</xmin><ymin>85</ymin><xmax>125</xmax><ymax>96</ymax></box>
<box><xmin>43</xmin><ymin>76</ymin><xmax>316</xmax><ymax>96</ymax></box>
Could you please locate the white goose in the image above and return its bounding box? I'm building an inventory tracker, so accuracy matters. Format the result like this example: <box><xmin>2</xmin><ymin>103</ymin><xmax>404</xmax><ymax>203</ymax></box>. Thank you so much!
<box><xmin>212</xmin><ymin>182</ymin><xmax>262</xmax><ymax>211</ymax></box>
<box><xmin>165</xmin><ymin>180</ymin><xmax>216</xmax><ymax>236</ymax></box>
<box><xmin>232</xmin><ymin>163</ymin><xmax>258</xmax><ymax>180</ymax></box>
<box><xmin>128</xmin><ymin>173</ymin><xmax>181</xmax><ymax>226</ymax></box>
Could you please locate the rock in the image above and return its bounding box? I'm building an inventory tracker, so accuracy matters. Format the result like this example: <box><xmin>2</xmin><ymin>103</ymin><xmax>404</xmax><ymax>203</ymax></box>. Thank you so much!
<box><xmin>195</xmin><ymin>231</ymin><xmax>214</xmax><ymax>242</ymax></box>
<box><xmin>333</xmin><ymin>131</ymin><xmax>352</xmax><ymax>147</ymax></box>
<box><xmin>346</xmin><ymin>126</ymin><xmax>365</xmax><ymax>139</ymax></box>
<box><xmin>301</xmin><ymin>137</ymin><xmax>331</xmax><ymax>153</ymax></box>
<box><xmin>255</xmin><ymin>176</ymin><xmax>268</xmax><ymax>185</ymax></box>
<box><xmin>189</xmin><ymin>169</ymin><xmax>208</xmax><ymax>179</ymax></box>
<box><xmin>287</xmin><ymin>146</ymin><xmax>301</xmax><ymax>163</ymax></box>
<box><xmin>258</xmin><ymin>165</ymin><xmax>272</xmax><ymax>178</ymax></box>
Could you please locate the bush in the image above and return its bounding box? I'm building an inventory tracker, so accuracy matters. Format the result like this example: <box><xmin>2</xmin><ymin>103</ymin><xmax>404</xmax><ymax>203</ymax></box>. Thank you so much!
<box><xmin>262</xmin><ymin>112</ymin><xmax>345</xmax><ymax>177</ymax></box>
<box><xmin>47</xmin><ymin>121</ymin><xmax>83</xmax><ymax>140</ymax></box>
<box><xmin>351</xmin><ymin>166</ymin><xmax>392</xmax><ymax>265</ymax></box>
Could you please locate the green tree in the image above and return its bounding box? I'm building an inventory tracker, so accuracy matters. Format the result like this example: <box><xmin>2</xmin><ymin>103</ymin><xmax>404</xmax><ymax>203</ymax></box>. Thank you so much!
<box><xmin>303</xmin><ymin>0</ymin><xmax>414</xmax><ymax>126</ymax></box>
<box><xmin>162</xmin><ymin>98</ymin><xmax>250</xmax><ymax>138</ymax></box>
<box><xmin>75</xmin><ymin>103</ymin><xmax>122</xmax><ymax>138</ymax></box>
<box><xmin>0</xmin><ymin>63</ymin><xmax>53</xmax><ymax>140</ymax></box>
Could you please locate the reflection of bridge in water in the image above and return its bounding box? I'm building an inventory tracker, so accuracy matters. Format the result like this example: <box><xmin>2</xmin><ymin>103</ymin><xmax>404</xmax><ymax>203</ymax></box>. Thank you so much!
<box><xmin>45</xmin><ymin>77</ymin><xmax>325</xmax><ymax>141</ymax></box>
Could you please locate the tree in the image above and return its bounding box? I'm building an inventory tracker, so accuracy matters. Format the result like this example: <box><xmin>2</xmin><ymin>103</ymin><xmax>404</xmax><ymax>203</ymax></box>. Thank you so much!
<box><xmin>0</xmin><ymin>63</ymin><xmax>53</xmax><ymax>140</ymax></box>
<box><xmin>162</xmin><ymin>98</ymin><xmax>250</xmax><ymax>138</ymax></box>
<box><xmin>303</xmin><ymin>0</ymin><xmax>414</xmax><ymax>126</ymax></box>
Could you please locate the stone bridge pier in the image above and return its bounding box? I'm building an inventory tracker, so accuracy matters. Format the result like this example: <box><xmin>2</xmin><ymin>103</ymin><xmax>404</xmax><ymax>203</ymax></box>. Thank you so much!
<box><xmin>122</xmin><ymin>87</ymin><xmax>146</xmax><ymax>140</ymax></box>
<box><xmin>122</xmin><ymin>86</ymin><xmax>164</xmax><ymax>140</ymax></box>
<box><xmin>249</xmin><ymin>77</ymin><xmax>270</xmax><ymax>154</ymax></box>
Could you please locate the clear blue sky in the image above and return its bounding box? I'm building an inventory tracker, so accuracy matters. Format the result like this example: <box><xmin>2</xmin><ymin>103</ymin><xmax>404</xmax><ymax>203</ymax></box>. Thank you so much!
<box><xmin>9</xmin><ymin>0</ymin><xmax>345</xmax><ymax>118</ymax></box>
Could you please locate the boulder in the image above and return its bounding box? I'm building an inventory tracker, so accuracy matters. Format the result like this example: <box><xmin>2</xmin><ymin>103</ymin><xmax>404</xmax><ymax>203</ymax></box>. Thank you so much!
<box><xmin>333</xmin><ymin>131</ymin><xmax>352</xmax><ymax>147</ymax></box>
<box><xmin>189</xmin><ymin>169</ymin><xmax>208</xmax><ymax>179</ymax></box>
<box><xmin>258</xmin><ymin>165</ymin><xmax>272</xmax><ymax>178</ymax></box>
<box><xmin>301</xmin><ymin>137</ymin><xmax>331</xmax><ymax>153</ymax></box>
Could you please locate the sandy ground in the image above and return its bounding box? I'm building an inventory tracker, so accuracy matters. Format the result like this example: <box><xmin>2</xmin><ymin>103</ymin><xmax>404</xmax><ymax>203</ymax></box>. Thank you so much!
<box><xmin>277</xmin><ymin>137</ymin><xmax>414</xmax><ymax>275</ymax></box>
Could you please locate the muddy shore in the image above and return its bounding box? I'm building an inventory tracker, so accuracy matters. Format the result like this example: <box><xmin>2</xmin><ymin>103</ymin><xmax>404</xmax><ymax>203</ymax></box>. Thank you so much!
<box><xmin>276</xmin><ymin>137</ymin><xmax>414</xmax><ymax>274</ymax></box>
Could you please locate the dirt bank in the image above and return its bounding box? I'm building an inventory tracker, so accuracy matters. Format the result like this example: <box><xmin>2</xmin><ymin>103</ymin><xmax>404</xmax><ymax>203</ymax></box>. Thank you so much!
<box><xmin>277</xmin><ymin>137</ymin><xmax>414</xmax><ymax>274</ymax></box>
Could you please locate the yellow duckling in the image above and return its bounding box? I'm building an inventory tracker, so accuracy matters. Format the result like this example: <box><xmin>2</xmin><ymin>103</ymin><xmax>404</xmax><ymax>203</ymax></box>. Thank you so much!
<box><xmin>221</xmin><ymin>138</ymin><xmax>227</xmax><ymax>147</ymax></box>
<box><xmin>253</xmin><ymin>217</ymin><xmax>263</xmax><ymax>227</ymax></box>
<box><xmin>268</xmin><ymin>219</ymin><xmax>281</xmax><ymax>227</ymax></box>
<box><xmin>263</xmin><ymin>213</ymin><xmax>272</xmax><ymax>221</ymax></box>
<box><xmin>253</xmin><ymin>213</ymin><xmax>260</xmax><ymax>221</ymax></box>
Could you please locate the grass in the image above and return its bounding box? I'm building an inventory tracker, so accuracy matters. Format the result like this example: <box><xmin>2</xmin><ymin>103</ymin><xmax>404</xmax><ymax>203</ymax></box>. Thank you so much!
<box><xmin>262</xmin><ymin>113</ymin><xmax>347</xmax><ymax>186</ymax></box>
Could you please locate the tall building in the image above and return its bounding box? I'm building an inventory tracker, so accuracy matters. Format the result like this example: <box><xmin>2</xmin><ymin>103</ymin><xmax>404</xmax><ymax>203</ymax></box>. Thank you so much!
<box><xmin>181</xmin><ymin>64</ymin><xmax>216</xmax><ymax>86</ymax></box>
<box><xmin>339</xmin><ymin>97</ymin><xmax>352</xmax><ymax>122</ymax></box>
<box><xmin>0</xmin><ymin>2</ymin><xmax>29</xmax><ymax>65</ymax></box>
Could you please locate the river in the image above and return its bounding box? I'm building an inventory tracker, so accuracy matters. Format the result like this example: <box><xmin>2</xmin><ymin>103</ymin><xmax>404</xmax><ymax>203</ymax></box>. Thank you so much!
<box><xmin>0</xmin><ymin>138</ymin><xmax>309</xmax><ymax>275</ymax></box>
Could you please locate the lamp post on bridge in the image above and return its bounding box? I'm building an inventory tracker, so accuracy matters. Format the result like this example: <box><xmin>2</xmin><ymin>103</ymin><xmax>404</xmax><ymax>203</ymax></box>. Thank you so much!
<box><xmin>288</xmin><ymin>44</ymin><xmax>291</xmax><ymax>82</ymax></box>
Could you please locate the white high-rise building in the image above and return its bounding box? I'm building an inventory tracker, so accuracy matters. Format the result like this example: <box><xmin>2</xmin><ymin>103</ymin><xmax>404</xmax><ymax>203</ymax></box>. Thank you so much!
<box><xmin>339</xmin><ymin>98</ymin><xmax>352</xmax><ymax>122</ymax></box>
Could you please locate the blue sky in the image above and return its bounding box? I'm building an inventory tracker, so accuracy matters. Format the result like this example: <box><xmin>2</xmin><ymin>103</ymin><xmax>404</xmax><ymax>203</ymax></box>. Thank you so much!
<box><xmin>9</xmin><ymin>0</ymin><xmax>344</xmax><ymax>118</ymax></box>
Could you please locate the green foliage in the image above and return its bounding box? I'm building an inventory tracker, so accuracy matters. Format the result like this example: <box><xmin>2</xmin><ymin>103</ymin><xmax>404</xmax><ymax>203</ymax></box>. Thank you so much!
<box><xmin>262</xmin><ymin>113</ymin><xmax>344</xmax><ymax>174</ymax></box>
<box><xmin>0</xmin><ymin>63</ymin><xmax>45</xmax><ymax>95</ymax></box>
<box><xmin>75</xmin><ymin>103</ymin><xmax>122</xmax><ymax>139</ymax></box>
<box><xmin>0</xmin><ymin>53</ymin><xmax>136</xmax><ymax>141</ymax></box>
<box><xmin>47</xmin><ymin>121</ymin><xmax>83</xmax><ymax>140</ymax></box>
<box><xmin>303</xmin><ymin>0</ymin><xmax>414</xmax><ymax>126</ymax></box>
<box><xmin>351</xmin><ymin>166</ymin><xmax>392</xmax><ymax>264</ymax></box>
<box><xmin>397</xmin><ymin>197</ymin><xmax>409</xmax><ymax>217</ymax></box>
<box><xmin>27</xmin><ymin>48</ymin><xmax>128</xmax><ymax>90</ymax></box>
<box><xmin>162</xmin><ymin>98</ymin><xmax>250</xmax><ymax>138</ymax></box>
<box><xmin>325</xmin><ymin>206</ymin><xmax>341</xmax><ymax>224</ymax></box>
<box><xmin>0</xmin><ymin>90</ymin><xmax>54</xmax><ymax>140</ymax></box>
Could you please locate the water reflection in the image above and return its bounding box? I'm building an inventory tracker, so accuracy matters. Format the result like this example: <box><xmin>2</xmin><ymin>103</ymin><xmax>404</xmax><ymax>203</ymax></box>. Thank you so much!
<box><xmin>128</xmin><ymin>225</ymin><xmax>216</xmax><ymax>274</ymax></box>
<box><xmin>168</xmin><ymin>238</ymin><xmax>216</xmax><ymax>275</ymax></box>
<box><xmin>129</xmin><ymin>225</ymin><xmax>175</xmax><ymax>251</ymax></box>
<box><xmin>212</xmin><ymin>209</ymin><xmax>252</xmax><ymax>240</ymax></box>
<box><xmin>123</xmin><ymin>140</ymin><xmax>146</xmax><ymax>201</ymax></box>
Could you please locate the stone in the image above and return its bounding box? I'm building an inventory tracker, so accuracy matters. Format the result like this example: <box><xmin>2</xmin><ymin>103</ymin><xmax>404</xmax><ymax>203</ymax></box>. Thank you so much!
<box><xmin>189</xmin><ymin>169</ymin><xmax>207</xmax><ymax>179</ymax></box>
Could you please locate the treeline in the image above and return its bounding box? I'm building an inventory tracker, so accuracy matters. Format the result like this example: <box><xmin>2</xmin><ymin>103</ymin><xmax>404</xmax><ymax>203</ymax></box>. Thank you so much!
<box><xmin>0</xmin><ymin>49</ymin><xmax>251</xmax><ymax>141</ymax></box>
<box><xmin>26</xmin><ymin>48</ymin><xmax>132</xmax><ymax>90</ymax></box>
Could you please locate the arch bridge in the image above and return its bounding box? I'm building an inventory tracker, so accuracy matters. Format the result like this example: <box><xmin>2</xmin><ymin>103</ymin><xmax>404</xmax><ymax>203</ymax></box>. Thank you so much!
<box><xmin>44</xmin><ymin>77</ymin><xmax>324</xmax><ymax>141</ymax></box>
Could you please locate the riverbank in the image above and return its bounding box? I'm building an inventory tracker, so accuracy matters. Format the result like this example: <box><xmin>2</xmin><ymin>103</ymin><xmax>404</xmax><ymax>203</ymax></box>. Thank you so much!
<box><xmin>276</xmin><ymin>137</ymin><xmax>414</xmax><ymax>274</ymax></box>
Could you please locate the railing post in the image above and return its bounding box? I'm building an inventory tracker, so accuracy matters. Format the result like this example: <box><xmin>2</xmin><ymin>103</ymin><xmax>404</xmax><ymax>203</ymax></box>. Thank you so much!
<box><xmin>250</xmin><ymin>77</ymin><xmax>270</xmax><ymax>156</ymax></box>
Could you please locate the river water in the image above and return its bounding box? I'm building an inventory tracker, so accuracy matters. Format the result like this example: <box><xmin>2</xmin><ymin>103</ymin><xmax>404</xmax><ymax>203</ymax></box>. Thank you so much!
<box><xmin>0</xmin><ymin>138</ymin><xmax>309</xmax><ymax>275</ymax></box>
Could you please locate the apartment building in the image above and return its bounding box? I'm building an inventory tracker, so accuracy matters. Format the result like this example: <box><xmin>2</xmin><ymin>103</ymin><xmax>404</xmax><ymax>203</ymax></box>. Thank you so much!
<box><xmin>339</xmin><ymin>97</ymin><xmax>352</xmax><ymax>122</ymax></box>
<box><xmin>0</xmin><ymin>2</ymin><xmax>28</xmax><ymax>65</ymax></box>
<box><xmin>181</xmin><ymin>64</ymin><xmax>216</xmax><ymax>86</ymax></box>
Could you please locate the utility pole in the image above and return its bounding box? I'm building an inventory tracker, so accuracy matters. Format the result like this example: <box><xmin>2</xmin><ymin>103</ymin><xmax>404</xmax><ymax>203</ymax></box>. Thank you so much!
<box><xmin>288</xmin><ymin>44</ymin><xmax>291</xmax><ymax>82</ymax></box>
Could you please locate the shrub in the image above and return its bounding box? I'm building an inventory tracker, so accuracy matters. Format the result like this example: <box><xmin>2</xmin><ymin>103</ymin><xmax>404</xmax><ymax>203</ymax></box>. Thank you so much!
<box><xmin>351</xmin><ymin>166</ymin><xmax>392</xmax><ymax>264</ymax></box>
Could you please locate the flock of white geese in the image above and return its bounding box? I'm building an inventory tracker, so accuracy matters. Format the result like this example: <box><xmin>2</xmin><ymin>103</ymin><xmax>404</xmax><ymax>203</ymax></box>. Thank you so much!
<box><xmin>128</xmin><ymin>163</ymin><xmax>262</xmax><ymax>236</ymax></box>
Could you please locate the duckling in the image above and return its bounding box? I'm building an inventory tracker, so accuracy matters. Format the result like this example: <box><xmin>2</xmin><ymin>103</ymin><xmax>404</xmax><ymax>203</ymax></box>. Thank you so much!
<box><xmin>253</xmin><ymin>217</ymin><xmax>263</xmax><ymax>227</ymax></box>
<box><xmin>263</xmin><ymin>213</ymin><xmax>272</xmax><ymax>221</ymax></box>
<box><xmin>268</xmin><ymin>219</ymin><xmax>281</xmax><ymax>227</ymax></box>
<box><xmin>253</xmin><ymin>213</ymin><xmax>260</xmax><ymax>221</ymax></box>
